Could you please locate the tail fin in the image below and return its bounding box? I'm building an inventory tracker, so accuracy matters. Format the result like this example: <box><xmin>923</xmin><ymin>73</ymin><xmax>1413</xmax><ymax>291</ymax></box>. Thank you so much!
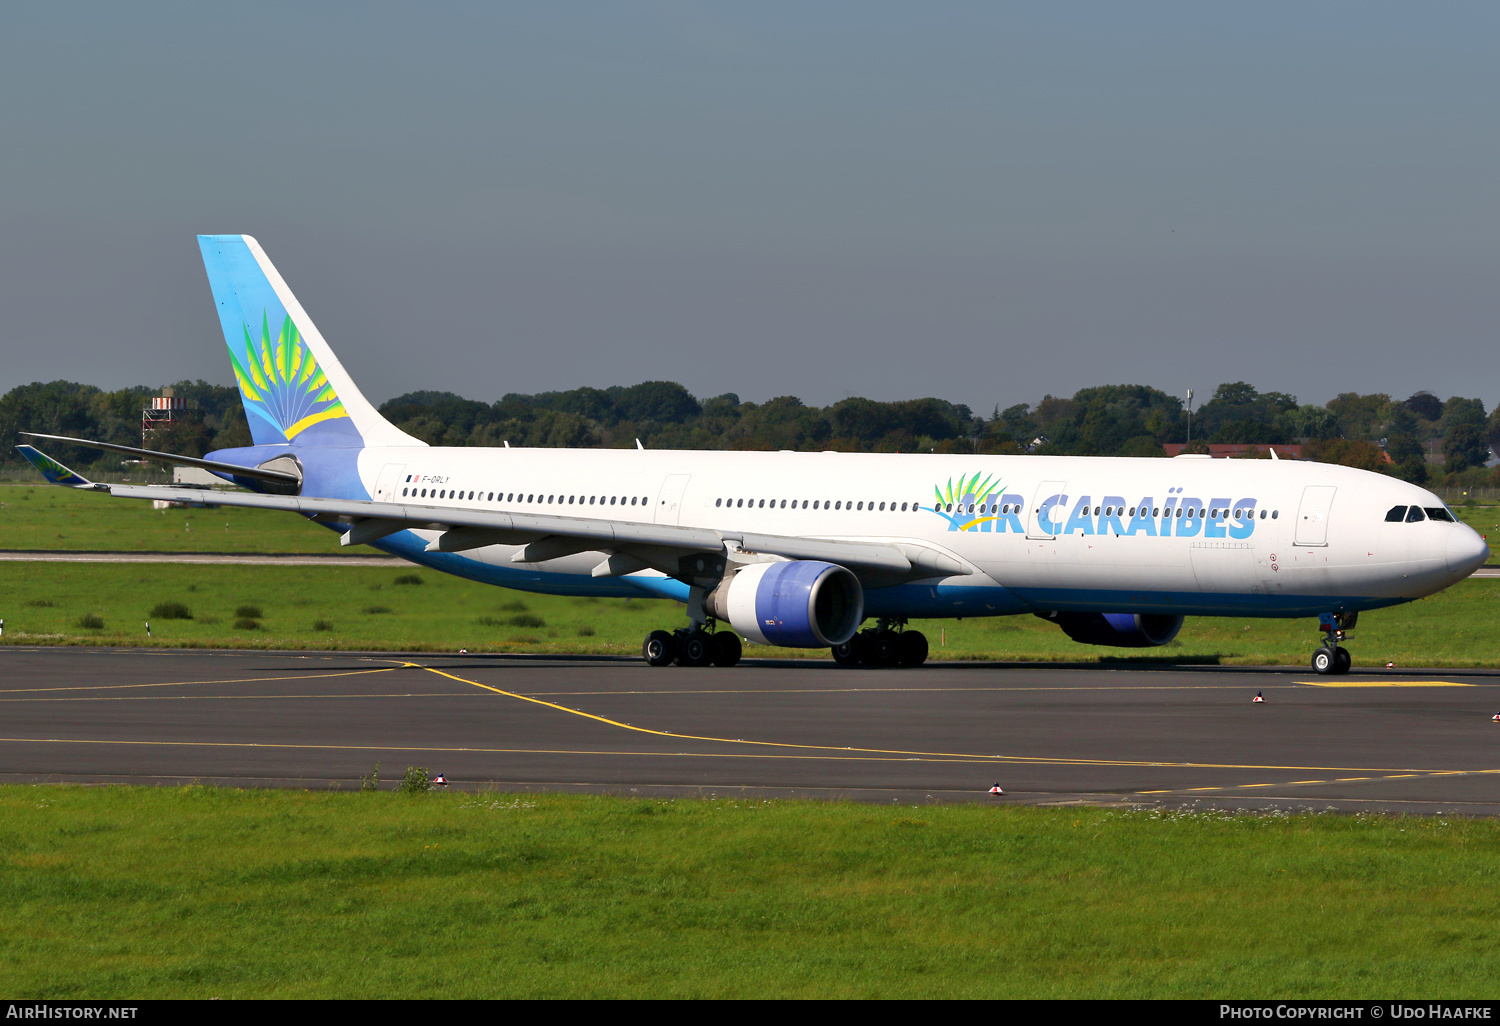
<box><xmin>197</xmin><ymin>235</ymin><xmax>423</xmax><ymax>449</ymax></box>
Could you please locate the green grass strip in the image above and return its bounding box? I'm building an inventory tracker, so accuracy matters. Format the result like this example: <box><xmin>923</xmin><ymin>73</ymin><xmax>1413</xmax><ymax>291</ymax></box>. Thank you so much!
<box><xmin>0</xmin><ymin>484</ymin><xmax>335</xmax><ymax>552</ymax></box>
<box><xmin>4</xmin><ymin>559</ymin><xmax>1500</xmax><ymax>666</ymax></box>
<box><xmin>1</xmin><ymin>786</ymin><xmax>1497</xmax><ymax>998</ymax></box>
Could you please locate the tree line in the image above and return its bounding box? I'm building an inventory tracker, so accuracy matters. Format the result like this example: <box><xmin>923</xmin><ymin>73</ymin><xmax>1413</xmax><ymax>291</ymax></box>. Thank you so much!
<box><xmin>2</xmin><ymin>377</ymin><xmax>1497</xmax><ymax>487</ymax></box>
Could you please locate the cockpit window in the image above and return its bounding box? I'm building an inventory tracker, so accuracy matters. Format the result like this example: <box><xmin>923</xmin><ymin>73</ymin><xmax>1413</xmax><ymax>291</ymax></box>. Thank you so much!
<box><xmin>1424</xmin><ymin>507</ymin><xmax>1456</xmax><ymax>523</ymax></box>
<box><xmin>1385</xmin><ymin>505</ymin><xmax>1407</xmax><ymax>522</ymax></box>
<box><xmin>1405</xmin><ymin>506</ymin><xmax>1426</xmax><ymax>523</ymax></box>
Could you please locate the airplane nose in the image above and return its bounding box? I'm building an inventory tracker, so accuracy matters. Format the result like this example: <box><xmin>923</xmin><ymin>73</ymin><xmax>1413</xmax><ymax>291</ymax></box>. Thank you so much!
<box><xmin>1447</xmin><ymin>527</ymin><xmax>1490</xmax><ymax>576</ymax></box>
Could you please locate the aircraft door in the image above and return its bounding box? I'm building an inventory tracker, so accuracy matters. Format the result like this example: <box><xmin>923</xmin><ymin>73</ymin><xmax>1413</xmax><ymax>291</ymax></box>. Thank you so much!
<box><xmin>1026</xmin><ymin>481</ymin><xmax>1068</xmax><ymax>539</ymax></box>
<box><xmin>1294</xmin><ymin>485</ymin><xmax>1337</xmax><ymax>547</ymax></box>
<box><xmin>373</xmin><ymin>463</ymin><xmax>406</xmax><ymax>502</ymax></box>
<box><xmin>655</xmin><ymin>474</ymin><xmax>691</xmax><ymax>525</ymax></box>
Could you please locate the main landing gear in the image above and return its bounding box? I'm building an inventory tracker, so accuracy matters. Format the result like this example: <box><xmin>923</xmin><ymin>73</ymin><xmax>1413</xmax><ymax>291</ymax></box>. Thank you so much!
<box><xmin>1310</xmin><ymin>611</ymin><xmax>1356</xmax><ymax>676</ymax></box>
<box><xmin>642</xmin><ymin>623</ymin><xmax>742</xmax><ymax>668</ymax></box>
<box><xmin>831</xmin><ymin>620</ymin><xmax>929</xmax><ymax>668</ymax></box>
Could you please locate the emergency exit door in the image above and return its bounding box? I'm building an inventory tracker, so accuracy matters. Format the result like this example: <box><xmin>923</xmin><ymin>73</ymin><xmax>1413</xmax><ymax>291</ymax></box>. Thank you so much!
<box><xmin>373</xmin><ymin>464</ymin><xmax>406</xmax><ymax>502</ymax></box>
<box><xmin>655</xmin><ymin>475</ymin><xmax>691</xmax><ymax>525</ymax></box>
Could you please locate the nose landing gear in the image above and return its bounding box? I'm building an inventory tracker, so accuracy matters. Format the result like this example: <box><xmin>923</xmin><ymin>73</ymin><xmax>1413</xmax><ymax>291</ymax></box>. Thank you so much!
<box><xmin>1311</xmin><ymin>612</ymin><xmax>1356</xmax><ymax>675</ymax></box>
<box><xmin>1311</xmin><ymin>645</ymin><xmax>1351</xmax><ymax>675</ymax></box>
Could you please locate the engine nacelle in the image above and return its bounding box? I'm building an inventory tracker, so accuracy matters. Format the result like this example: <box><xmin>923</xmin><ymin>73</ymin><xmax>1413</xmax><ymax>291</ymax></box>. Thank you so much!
<box><xmin>1047</xmin><ymin>612</ymin><xmax>1184</xmax><ymax>648</ymax></box>
<box><xmin>707</xmin><ymin>560</ymin><xmax>863</xmax><ymax>648</ymax></box>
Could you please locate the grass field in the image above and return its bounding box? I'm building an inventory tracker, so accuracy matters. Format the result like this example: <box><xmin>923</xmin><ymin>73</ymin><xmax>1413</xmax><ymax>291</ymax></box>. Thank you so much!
<box><xmin>0</xmin><ymin>786</ymin><xmax>1495</xmax><ymax>998</ymax></box>
<box><xmin>2</xmin><ymin>559</ymin><xmax>1500</xmax><ymax>666</ymax></box>
<box><xmin>0</xmin><ymin>484</ymin><xmax>334</xmax><ymax>552</ymax></box>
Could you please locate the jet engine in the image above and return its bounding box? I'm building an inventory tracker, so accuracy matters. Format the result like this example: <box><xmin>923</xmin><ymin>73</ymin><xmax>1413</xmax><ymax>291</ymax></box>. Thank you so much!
<box><xmin>706</xmin><ymin>560</ymin><xmax>863</xmax><ymax>648</ymax></box>
<box><xmin>1046</xmin><ymin>611</ymin><xmax>1184</xmax><ymax>648</ymax></box>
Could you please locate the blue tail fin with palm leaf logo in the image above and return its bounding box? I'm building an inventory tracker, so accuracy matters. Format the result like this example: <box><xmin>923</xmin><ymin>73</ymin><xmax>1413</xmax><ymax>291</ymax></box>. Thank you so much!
<box><xmin>197</xmin><ymin>235</ymin><xmax>421</xmax><ymax>449</ymax></box>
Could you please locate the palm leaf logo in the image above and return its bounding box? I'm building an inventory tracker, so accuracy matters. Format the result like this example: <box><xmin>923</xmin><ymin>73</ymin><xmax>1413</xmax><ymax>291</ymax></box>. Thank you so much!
<box><xmin>19</xmin><ymin>448</ymin><xmax>83</xmax><ymax>485</ymax></box>
<box><xmin>932</xmin><ymin>471</ymin><xmax>1004</xmax><ymax>531</ymax></box>
<box><xmin>227</xmin><ymin>312</ymin><xmax>348</xmax><ymax>442</ymax></box>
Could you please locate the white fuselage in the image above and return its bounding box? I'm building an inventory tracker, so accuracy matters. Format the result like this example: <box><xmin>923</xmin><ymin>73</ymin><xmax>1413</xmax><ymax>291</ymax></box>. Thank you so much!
<box><xmin>341</xmin><ymin>446</ymin><xmax>1486</xmax><ymax>621</ymax></box>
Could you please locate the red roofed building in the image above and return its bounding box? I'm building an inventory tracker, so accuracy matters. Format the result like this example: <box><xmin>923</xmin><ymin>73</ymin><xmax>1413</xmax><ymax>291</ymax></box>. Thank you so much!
<box><xmin>1161</xmin><ymin>443</ymin><xmax>1305</xmax><ymax>460</ymax></box>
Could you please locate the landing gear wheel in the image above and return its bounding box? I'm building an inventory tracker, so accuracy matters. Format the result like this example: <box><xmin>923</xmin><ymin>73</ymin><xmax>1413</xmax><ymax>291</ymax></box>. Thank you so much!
<box><xmin>677</xmin><ymin>630</ymin><xmax>713</xmax><ymax>667</ymax></box>
<box><xmin>710</xmin><ymin>631</ymin><xmax>742</xmax><ymax>667</ymax></box>
<box><xmin>852</xmin><ymin>631</ymin><xmax>876</xmax><ymax>666</ymax></box>
<box><xmin>643</xmin><ymin>630</ymin><xmax>677</xmax><ymax>667</ymax></box>
<box><xmin>897</xmin><ymin>630</ymin><xmax>929</xmax><ymax>668</ymax></box>
<box><xmin>1311</xmin><ymin>646</ymin><xmax>1335</xmax><ymax>675</ymax></box>
<box><xmin>1333</xmin><ymin>647</ymin><xmax>1352</xmax><ymax>675</ymax></box>
<box><xmin>872</xmin><ymin>632</ymin><xmax>900</xmax><ymax>668</ymax></box>
<box><xmin>831</xmin><ymin>640</ymin><xmax>861</xmax><ymax>667</ymax></box>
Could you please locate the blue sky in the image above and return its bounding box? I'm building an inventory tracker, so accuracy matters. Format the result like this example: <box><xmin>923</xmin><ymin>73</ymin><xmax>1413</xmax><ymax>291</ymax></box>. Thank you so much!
<box><xmin>1</xmin><ymin>3</ymin><xmax>1496</xmax><ymax>412</ymax></box>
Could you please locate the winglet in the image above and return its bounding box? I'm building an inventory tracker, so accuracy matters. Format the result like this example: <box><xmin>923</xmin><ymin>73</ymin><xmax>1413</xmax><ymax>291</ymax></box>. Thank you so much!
<box><xmin>15</xmin><ymin>445</ymin><xmax>101</xmax><ymax>488</ymax></box>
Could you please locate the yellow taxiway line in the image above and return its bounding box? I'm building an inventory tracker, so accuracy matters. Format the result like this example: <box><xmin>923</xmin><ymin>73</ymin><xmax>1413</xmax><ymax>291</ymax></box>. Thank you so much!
<box><xmin>402</xmin><ymin>661</ymin><xmax>1460</xmax><ymax>776</ymax></box>
<box><xmin>1297</xmin><ymin>680</ymin><xmax>1475</xmax><ymax>687</ymax></box>
<box><xmin>0</xmin><ymin>667</ymin><xmax>400</xmax><ymax>695</ymax></box>
<box><xmin>1136</xmin><ymin>768</ymin><xmax>1500</xmax><ymax>796</ymax></box>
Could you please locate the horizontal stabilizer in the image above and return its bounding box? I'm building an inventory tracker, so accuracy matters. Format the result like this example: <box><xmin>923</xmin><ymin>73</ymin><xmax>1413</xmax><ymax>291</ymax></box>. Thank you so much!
<box><xmin>20</xmin><ymin>433</ymin><xmax>299</xmax><ymax>486</ymax></box>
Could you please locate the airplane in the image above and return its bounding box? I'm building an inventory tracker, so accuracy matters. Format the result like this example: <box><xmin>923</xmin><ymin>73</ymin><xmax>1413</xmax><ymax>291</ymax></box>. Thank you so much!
<box><xmin>16</xmin><ymin>235</ymin><xmax>1490</xmax><ymax>675</ymax></box>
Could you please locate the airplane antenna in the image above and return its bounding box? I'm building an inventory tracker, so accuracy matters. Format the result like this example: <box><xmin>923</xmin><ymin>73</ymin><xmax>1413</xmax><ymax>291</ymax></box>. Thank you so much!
<box><xmin>636</xmin><ymin>438</ymin><xmax>645</xmax><ymax>450</ymax></box>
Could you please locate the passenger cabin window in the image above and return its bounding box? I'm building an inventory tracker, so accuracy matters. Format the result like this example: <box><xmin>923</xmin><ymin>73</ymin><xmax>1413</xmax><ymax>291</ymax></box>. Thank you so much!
<box><xmin>1425</xmin><ymin>507</ymin><xmax>1456</xmax><ymax>522</ymax></box>
<box><xmin>1406</xmin><ymin>506</ymin><xmax>1426</xmax><ymax>522</ymax></box>
<box><xmin>1386</xmin><ymin>505</ymin><xmax>1408</xmax><ymax>522</ymax></box>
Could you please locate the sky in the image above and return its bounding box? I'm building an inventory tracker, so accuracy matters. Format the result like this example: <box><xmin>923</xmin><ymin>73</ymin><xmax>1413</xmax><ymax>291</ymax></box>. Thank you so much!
<box><xmin>1</xmin><ymin>2</ymin><xmax>1497</xmax><ymax>414</ymax></box>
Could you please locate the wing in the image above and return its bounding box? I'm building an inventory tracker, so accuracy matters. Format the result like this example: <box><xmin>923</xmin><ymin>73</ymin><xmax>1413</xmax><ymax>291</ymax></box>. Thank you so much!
<box><xmin>102</xmin><ymin>483</ymin><xmax>973</xmax><ymax>587</ymax></box>
<box><xmin>16</xmin><ymin>438</ymin><xmax>973</xmax><ymax>587</ymax></box>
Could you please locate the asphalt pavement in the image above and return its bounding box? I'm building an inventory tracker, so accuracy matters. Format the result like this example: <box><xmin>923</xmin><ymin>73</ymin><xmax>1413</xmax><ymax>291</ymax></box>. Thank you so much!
<box><xmin>2</xmin><ymin>647</ymin><xmax>1497</xmax><ymax>813</ymax></box>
